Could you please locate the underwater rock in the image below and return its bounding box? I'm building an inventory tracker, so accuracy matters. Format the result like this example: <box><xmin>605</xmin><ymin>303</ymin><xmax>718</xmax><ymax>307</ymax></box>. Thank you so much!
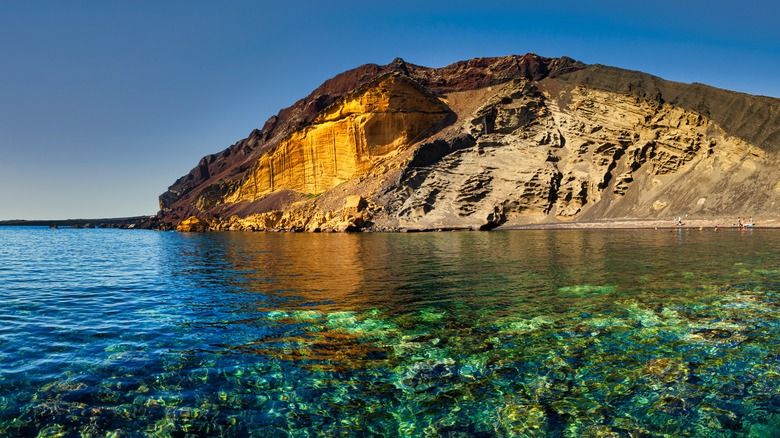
<box><xmin>643</xmin><ymin>358</ymin><xmax>689</xmax><ymax>385</ymax></box>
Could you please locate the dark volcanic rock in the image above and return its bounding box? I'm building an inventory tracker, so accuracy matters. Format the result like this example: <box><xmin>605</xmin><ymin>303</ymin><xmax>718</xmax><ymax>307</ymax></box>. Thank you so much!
<box><xmin>557</xmin><ymin>65</ymin><xmax>780</xmax><ymax>152</ymax></box>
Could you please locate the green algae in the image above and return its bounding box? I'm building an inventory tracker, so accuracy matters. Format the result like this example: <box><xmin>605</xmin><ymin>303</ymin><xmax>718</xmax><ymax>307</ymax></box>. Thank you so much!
<box><xmin>418</xmin><ymin>308</ymin><xmax>446</xmax><ymax>322</ymax></box>
<box><xmin>558</xmin><ymin>284</ymin><xmax>618</xmax><ymax>297</ymax></box>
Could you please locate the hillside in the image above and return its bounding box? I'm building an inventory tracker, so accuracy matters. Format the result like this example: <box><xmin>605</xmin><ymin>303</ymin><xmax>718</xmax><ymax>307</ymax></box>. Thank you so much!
<box><xmin>146</xmin><ymin>54</ymin><xmax>780</xmax><ymax>232</ymax></box>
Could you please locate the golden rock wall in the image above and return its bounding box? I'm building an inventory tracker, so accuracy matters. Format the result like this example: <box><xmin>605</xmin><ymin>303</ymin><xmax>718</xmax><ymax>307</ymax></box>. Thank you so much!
<box><xmin>226</xmin><ymin>74</ymin><xmax>448</xmax><ymax>203</ymax></box>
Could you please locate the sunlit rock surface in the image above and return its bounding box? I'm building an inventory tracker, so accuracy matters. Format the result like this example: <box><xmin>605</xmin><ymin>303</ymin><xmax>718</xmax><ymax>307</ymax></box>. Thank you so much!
<box><xmin>392</xmin><ymin>81</ymin><xmax>767</xmax><ymax>230</ymax></box>
<box><xmin>175</xmin><ymin>216</ymin><xmax>210</xmax><ymax>232</ymax></box>
<box><xmin>151</xmin><ymin>54</ymin><xmax>780</xmax><ymax>232</ymax></box>
<box><xmin>226</xmin><ymin>74</ymin><xmax>448</xmax><ymax>203</ymax></box>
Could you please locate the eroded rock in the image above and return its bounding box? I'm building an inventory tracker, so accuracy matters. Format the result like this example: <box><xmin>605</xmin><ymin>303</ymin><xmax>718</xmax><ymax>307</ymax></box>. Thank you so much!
<box><xmin>150</xmin><ymin>54</ymin><xmax>780</xmax><ymax>232</ymax></box>
<box><xmin>176</xmin><ymin>216</ymin><xmax>210</xmax><ymax>232</ymax></box>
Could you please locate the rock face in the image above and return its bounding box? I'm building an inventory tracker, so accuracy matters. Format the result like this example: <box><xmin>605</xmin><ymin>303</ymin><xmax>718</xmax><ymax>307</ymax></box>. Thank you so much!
<box><xmin>226</xmin><ymin>74</ymin><xmax>448</xmax><ymax>203</ymax></box>
<box><xmin>152</xmin><ymin>54</ymin><xmax>780</xmax><ymax>232</ymax></box>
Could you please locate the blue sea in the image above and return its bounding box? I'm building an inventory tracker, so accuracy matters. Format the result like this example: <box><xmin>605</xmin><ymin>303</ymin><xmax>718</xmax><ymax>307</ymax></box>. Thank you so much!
<box><xmin>2</xmin><ymin>226</ymin><xmax>780</xmax><ymax>436</ymax></box>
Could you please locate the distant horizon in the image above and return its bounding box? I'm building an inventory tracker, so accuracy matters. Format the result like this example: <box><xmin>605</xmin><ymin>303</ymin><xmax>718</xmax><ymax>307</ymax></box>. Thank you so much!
<box><xmin>3</xmin><ymin>0</ymin><xmax>779</xmax><ymax>220</ymax></box>
<box><xmin>0</xmin><ymin>215</ymin><xmax>151</xmax><ymax>223</ymax></box>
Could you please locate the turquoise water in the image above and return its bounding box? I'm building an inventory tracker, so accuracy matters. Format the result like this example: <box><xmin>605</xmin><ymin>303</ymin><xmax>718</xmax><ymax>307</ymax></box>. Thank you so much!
<box><xmin>2</xmin><ymin>227</ymin><xmax>780</xmax><ymax>436</ymax></box>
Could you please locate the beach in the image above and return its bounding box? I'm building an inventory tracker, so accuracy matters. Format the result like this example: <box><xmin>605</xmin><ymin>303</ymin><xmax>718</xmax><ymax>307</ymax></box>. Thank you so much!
<box><xmin>503</xmin><ymin>217</ymin><xmax>780</xmax><ymax>230</ymax></box>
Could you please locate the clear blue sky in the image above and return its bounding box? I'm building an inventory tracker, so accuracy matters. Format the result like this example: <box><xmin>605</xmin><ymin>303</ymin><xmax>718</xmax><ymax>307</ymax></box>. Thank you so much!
<box><xmin>2</xmin><ymin>0</ymin><xmax>778</xmax><ymax>220</ymax></box>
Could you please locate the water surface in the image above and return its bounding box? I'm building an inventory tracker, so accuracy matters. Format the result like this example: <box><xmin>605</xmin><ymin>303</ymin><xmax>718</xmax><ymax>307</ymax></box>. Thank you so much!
<box><xmin>2</xmin><ymin>227</ymin><xmax>780</xmax><ymax>436</ymax></box>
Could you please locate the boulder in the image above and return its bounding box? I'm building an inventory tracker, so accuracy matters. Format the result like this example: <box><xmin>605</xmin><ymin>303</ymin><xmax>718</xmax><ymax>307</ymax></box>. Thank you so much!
<box><xmin>176</xmin><ymin>216</ymin><xmax>210</xmax><ymax>232</ymax></box>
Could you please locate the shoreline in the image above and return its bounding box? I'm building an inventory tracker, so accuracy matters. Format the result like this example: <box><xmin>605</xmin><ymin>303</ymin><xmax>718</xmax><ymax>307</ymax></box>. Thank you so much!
<box><xmin>0</xmin><ymin>216</ymin><xmax>148</xmax><ymax>229</ymax></box>
<box><xmin>4</xmin><ymin>217</ymin><xmax>779</xmax><ymax>233</ymax></box>
<box><xmin>500</xmin><ymin>218</ymin><xmax>780</xmax><ymax>231</ymax></box>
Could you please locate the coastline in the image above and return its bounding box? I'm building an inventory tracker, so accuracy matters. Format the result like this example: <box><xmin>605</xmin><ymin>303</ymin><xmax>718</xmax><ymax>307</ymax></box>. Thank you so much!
<box><xmin>500</xmin><ymin>217</ymin><xmax>780</xmax><ymax>230</ymax></box>
<box><xmin>5</xmin><ymin>216</ymin><xmax>778</xmax><ymax>233</ymax></box>
<box><xmin>0</xmin><ymin>216</ymin><xmax>149</xmax><ymax>228</ymax></box>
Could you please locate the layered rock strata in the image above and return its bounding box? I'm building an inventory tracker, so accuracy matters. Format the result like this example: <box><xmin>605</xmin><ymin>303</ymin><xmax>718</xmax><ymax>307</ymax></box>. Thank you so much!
<box><xmin>148</xmin><ymin>54</ymin><xmax>780</xmax><ymax>232</ymax></box>
<box><xmin>226</xmin><ymin>74</ymin><xmax>448</xmax><ymax>203</ymax></box>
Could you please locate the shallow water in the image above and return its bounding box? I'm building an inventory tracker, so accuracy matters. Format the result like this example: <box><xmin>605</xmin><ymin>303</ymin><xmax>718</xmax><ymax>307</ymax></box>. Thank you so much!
<box><xmin>2</xmin><ymin>226</ymin><xmax>780</xmax><ymax>436</ymax></box>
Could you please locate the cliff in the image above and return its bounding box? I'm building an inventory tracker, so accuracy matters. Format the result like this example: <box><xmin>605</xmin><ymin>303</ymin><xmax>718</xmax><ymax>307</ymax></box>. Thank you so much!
<box><xmin>150</xmin><ymin>54</ymin><xmax>780</xmax><ymax>232</ymax></box>
<box><xmin>225</xmin><ymin>74</ymin><xmax>449</xmax><ymax>204</ymax></box>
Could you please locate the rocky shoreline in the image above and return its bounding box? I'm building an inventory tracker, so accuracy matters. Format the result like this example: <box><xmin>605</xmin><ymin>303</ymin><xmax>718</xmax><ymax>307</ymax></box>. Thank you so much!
<box><xmin>162</xmin><ymin>212</ymin><xmax>780</xmax><ymax>233</ymax></box>
<box><xmin>0</xmin><ymin>217</ymin><xmax>149</xmax><ymax>229</ymax></box>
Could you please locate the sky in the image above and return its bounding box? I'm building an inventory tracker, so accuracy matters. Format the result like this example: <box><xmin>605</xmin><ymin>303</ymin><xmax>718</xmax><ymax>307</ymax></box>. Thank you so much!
<box><xmin>1</xmin><ymin>0</ymin><xmax>779</xmax><ymax>220</ymax></box>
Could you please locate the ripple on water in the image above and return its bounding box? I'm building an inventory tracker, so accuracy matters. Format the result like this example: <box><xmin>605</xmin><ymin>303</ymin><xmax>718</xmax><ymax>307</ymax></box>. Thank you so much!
<box><xmin>3</xmin><ymin>228</ymin><xmax>780</xmax><ymax>435</ymax></box>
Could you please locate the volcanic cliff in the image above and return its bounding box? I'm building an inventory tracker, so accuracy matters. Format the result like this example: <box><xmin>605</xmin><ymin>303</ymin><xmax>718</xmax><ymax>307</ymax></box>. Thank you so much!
<box><xmin>150</xmin><ymin>54</ymin><xmax>780</xmax><ymax>232</ymax></box>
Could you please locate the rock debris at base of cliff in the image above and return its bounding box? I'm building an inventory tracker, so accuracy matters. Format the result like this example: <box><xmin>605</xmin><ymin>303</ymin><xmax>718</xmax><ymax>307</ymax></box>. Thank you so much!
<box><xmin>144</xmin><ymin>54</ymin><xmax>780</xmax><ymax>232</ymax></box>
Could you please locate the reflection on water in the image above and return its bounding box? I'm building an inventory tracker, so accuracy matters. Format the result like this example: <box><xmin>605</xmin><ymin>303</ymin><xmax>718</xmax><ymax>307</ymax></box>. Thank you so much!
<box><xmin>2</xmin><ymin>227</ymin><xmax>780</xmax><ymax>436</ymax></box>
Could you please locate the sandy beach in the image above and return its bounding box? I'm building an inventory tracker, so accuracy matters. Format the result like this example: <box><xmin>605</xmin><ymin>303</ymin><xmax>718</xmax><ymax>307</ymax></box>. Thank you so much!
<box><xmin>501</xmin><ymin>217</ymin><xmax>780</xmax><ymax>230</ymax></box>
